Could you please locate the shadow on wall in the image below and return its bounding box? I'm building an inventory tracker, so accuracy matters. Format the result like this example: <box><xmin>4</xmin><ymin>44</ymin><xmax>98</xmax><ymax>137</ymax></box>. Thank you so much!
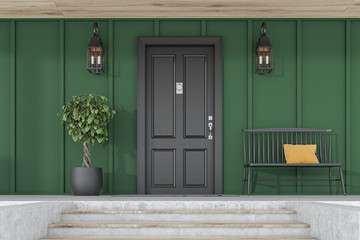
<box><xmin>113</xmin><ymin>106</ymin><xmax>137</xmax><ymax>194</ymax></box>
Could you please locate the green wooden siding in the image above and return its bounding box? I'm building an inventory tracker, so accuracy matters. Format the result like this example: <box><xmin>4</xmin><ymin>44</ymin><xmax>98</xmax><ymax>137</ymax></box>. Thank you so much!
<box><xmin>0</xmin><ymin>19</ymin><xmax>358</xmax><ymax>195</ymax></box>
<box><xmin>64</xmin><ymin>21</ymin><xmax>109</xmax><ymax>194</ymax></box>
<box><xmin>251</xmin><ymin>20</ymin><xmax>298</xmax><ymax>194</ymax></box>
<box><xmin>350</xmin><ymin>21</ymin><xmax>360</xmax><ymax>195</ymax></box>
<box><xmin>15</xmin><ymin>21</ymin><xmax>60</xmax><ymax>193</ymax></box>
<box><xmin>160</xmin><ymin>20</ymin><xmax>201</xmax><ymax>36</ymax></box>
<box><xmin>301</xmin><ymin>21</ymin><xmax>346</xmax><ymax>195</ymax></box>
<box><xmin>0</xmin><ymin>21</ymin><xmax>11</xmax><ymax>193</ymax></box>
<box><xmin>207</xmin><ymin>20</ymin><xmax>248</xmax><ymax>194</ymax></box>
<box><xmin>113</xmin><ymin>20</ymin><xmax>154</xmax><ymax>194</ymax></box>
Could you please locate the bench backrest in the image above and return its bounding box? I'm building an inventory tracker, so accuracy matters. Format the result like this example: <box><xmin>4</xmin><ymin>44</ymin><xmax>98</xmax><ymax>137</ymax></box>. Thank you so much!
<box><xmin>242</xmin><ymin>128</ymin><xmax>332</xmax><ymax>164</ymax></box>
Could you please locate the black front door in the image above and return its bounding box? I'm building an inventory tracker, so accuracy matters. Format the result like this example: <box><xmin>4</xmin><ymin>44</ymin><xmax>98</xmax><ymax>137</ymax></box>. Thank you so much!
<box><xmin>145</xmin><ymin>46</ymin><xmax>215</xmax><ymax>194</ymax></box>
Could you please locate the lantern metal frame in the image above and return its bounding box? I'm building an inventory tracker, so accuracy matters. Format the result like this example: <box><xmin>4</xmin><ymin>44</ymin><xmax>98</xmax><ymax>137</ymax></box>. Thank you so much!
<box><xmin>87</xmin><ymin>22</ymin><xmax>104</xmax><ymax>74</ymax></box>
<box><xmin>256</xmin><ymin>22</ymin><xmax>273</xmax><ymax>75</ymax></box>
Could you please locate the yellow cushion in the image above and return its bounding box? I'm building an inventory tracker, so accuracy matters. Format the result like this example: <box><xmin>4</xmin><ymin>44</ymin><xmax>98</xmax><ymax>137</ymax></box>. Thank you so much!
<box><xmin>283</xmin><ymin>144</ymin><xmax>319</xmax><ymax>164</ymax></box>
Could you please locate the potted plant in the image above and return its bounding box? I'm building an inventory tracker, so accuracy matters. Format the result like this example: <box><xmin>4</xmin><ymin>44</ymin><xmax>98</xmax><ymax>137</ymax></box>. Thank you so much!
<box><xmin>61</xmin><ymin>94</ymin><xmax>115</xmax><ymax>196</ymax></box>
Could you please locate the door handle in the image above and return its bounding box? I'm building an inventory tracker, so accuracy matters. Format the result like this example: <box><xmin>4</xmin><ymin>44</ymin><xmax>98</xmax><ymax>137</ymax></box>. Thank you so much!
<box><xmin>208</xmin><ymin>122</ymin><xmax>213</xmax><ymax>140</ymax></box>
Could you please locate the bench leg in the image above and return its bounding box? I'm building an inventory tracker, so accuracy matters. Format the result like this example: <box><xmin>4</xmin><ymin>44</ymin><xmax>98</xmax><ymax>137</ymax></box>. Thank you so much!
<box><xmin>242</xmin><ymin>167</ymin><xmax>246</xmax><ymax>195</ymax></box>
<box><xmin>339</xmin><ymin>166</ymin><xmax>346</xmax><ymax>196</ymax></box>
<box><xmin>329</xmin><ymin>167</ymin><xmax>332</xmax><ymax>195</ymax></box>
<box><xmin>247</xmin><ymin>166</ymin><xmax>251</xmax><ymax>196</ymax></box>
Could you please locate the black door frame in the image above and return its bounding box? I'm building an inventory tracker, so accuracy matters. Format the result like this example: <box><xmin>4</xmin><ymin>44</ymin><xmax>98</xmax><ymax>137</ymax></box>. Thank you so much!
<box><xmin>137</xmin><ymin>37</ymin><xmax>223</xmax><ymax>194</ymax></box>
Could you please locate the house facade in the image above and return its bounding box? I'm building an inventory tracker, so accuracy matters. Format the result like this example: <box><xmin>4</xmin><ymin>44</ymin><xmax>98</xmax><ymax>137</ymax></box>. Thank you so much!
<box><xmin>0</xmin><ymin>18</ymin><xmax>358</xmax><ymax>195</ymax></box>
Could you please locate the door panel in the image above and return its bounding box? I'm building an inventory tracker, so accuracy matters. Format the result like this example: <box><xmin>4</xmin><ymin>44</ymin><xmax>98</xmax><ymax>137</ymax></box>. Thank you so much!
<box><xmin>145</xmin><ymin>46</ymin><xmax>215</xmax><ymax>194</ymax></box>
<box><xmin>184</xmin><ymin>149</ymin><xmax>207</xmax><ymax>187</ymax></box>
<box><xmin>152</xmin><ymin>55</ymin><xmax>175</xmax><ymax>138</ymax></box>
<box><xmin>152</xmin><ymin>149</ymin><xmax>175</xmax><ymax>187</ymax></box>
<box><xmin>184</xmin><ymin>55</ymin><xmax>207</xmax><ymax>138</ymax></box>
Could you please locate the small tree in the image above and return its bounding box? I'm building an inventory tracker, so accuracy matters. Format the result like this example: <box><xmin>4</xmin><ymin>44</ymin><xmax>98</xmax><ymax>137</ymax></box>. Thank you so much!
<box><xmin>61</xmin><ymin>94</ymin><xmax>115</xmax><ymax>167</ymax></box>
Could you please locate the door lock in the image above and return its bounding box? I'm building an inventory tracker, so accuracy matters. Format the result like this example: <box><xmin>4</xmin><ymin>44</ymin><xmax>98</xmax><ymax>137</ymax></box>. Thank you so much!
<box><xmin>208</xmin><ymin>122</ymin><xmax>213</xmax><ymax>140</ymax></box>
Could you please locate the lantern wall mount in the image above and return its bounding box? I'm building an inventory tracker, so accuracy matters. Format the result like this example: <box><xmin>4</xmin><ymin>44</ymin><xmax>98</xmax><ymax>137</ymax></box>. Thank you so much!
<box><xmin>87</xmin><ymin>22</ymin><xmax>104</xmax><ymax>74</ymax></box>
<box><xmin>256</xmin><ymin>22</ymin><xmax>273</xmax><ymax>75</ymax></box>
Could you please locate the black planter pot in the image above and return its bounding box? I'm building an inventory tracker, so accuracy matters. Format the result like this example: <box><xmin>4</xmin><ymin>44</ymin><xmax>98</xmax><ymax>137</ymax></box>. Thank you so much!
<box><xmin>70</xmin><ymin>167</ymin><xmax>103</xmax><ymax>196</ymax></box>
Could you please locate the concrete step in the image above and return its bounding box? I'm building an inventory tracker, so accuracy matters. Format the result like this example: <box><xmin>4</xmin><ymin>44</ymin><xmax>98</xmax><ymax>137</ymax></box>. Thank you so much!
<box><xmin>47</xmin><ymin>220</ymin><xmax>310</xmax><ymax>236</ymax></box>
<box><xmin>61</xmin><ymin>209</ymin><xmax>297</xmax><ymax>222</ymax></box>
<box><xmin>41</xmin><ymin>236</ymin><xmax>319</xmax><ymax>240</ymax></box>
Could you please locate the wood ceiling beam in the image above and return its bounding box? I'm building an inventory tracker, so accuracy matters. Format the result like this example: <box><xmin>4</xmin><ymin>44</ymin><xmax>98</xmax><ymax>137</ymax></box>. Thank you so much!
<box><xmin>0</xmin><ymin>0</ymin><xmax>359</xmax><ymax>18</ymax></box>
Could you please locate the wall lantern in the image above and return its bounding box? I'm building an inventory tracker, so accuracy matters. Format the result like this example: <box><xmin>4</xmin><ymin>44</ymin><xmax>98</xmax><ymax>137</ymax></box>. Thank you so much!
<box><xmin>87</xmin><ymin>22</ymin><xmax>104</xmax><ymax>74</ymax></box>
<box><xmin>256</xmin><ymin>22</ymin><xmax>273</xmax><ymax>74</ymax></box>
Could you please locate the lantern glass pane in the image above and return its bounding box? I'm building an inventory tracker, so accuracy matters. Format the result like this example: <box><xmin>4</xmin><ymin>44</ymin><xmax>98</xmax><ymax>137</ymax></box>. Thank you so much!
<box><xmin>87</xmin><ymin>48</ymin><xmax>103</xmax><ymax>70</ymax></box>
<box><xmin>257</xmin><ymin>47</ymin><xmax>273</xmax><ymax>70</ymax></box>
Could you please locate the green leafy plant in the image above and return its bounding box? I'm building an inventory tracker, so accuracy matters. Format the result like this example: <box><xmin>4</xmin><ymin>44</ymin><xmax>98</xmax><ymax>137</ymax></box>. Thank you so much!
<box><xmin>61</xmin><ymin>94</ymin><xmax>115</xmax><ymax>167</ymax></box>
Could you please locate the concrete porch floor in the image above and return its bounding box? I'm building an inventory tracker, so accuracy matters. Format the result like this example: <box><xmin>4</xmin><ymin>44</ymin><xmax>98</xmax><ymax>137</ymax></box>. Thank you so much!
<box><xmin>0</xmin><ymin>194</ymin><xmax>359</xmax><ymax>202</ymax></box>
<box><xmin>1</xmin><ymin>195</ymin><xmax>360</xmax><ymax>240</ymax></box>
<box><xmin>1</xmin><ymin>195</ymin><xmax>360</xmax><ymax>209</ymax></box>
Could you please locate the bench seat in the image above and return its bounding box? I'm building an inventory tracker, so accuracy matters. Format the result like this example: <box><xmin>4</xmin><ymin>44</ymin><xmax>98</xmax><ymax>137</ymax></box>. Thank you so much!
<box><xmin>242</xmin><ymin>128</ymin><xmax>346</xmax><ymax>196</ymax></box>
<box><xmin>245</xmin><ymin>163</ymin><xmax>342</xmax><ymax>167</ymax></box>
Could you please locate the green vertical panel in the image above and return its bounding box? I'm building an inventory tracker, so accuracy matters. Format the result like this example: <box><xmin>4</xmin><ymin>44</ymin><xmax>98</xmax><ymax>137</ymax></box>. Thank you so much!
<box><xmin>10</xmin><ymin>20</ymin><xmax>15</xmax><ymax>193</ymax></box>
<box><xmin>59</xmin><ymin>20</ymin><xmax>65</xmax><ymax>193</ymax></box>
<box><xmin>113</xmin><ymin>20</ymin><xmax>154</xmax><ymax>194</ymax></box>
<box><xmin>154</xmin><ymin>20</ymin><xmax>160</xmax><ymax>36</ymax></box>
<box><xmin>350</xmin><ymin>21</ymin><xmax>360</xmax><ymax>194</ymax></box>
<box><xmin>0</xmin><ymin>21</ymin><xmax>11</xmax><ymax>193</ymax></box>
<box><xmin>16</xmin><ymin>21</ymin><xmax>60</xmax><ymax>193</ymax></box>
<box><xmin>64</xmin><ymin>21</ymin><xmax>109</xmax><ymax>194</ymax></box>
<box><xmin>247</xmin><ymin>20</ymin><xmax>254</xmax><ymax>194</ymax></box>
<box><xmin>201</xmin><ymin>20</ymin><xmax>206</xmax><ymax>36</ymax></box>
<box><xmin>296</xmin><ymin>20</ymin><xmax>302</xmax><ymax>128</ymax></box>
<box><xmin>207</xmin><ymin>20</ymin><xmax>248</xmax><ymax>194</ymax></box>
<box><xmin>160</xmin><ymin>20</ymin><xmax>201</xmax><ymax>36</ymax></box>
<box><xmin>108</xmin><ymin>20</ymin><xmax>114</xmax><ymax>194</ymax></box>
<box><xmin>345</xmin><ymin>20</ymin><xmax>351</xmax><ymax>194</ymax></box>
<box><xmin>252</xmin><ymin>21</ymin><xmax>297</xmax><ymax>194</ymax></box>
<box><xmin>302</xmin><ymin>21</ymin><xmax>345</xmax><ymax>195</ymax></box>
<box><xmin>248</xmin><ymin>20</ymin><xmax>253</xmax><ymax>129</ymax></box>
<box><xmin>253</xmin><ymin>21</ymin><xmax>297</xmax><ymax>128</ymax></box>
<box><xmin>296</xmin><ymin>20</ymin><xmax>302</xmax><ymax>194</ymax></box>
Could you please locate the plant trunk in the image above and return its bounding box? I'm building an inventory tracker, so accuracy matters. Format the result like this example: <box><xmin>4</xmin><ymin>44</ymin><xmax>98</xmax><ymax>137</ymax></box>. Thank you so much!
<box><xmin>82</xmin><ymin>143</ymin><xmax>92</xmax><ymax>167</ymax></box>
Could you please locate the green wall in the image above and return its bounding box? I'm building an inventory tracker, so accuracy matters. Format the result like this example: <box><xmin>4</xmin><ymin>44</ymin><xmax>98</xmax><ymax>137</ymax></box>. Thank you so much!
<box><xmin>0</xmin><ymin>19</ymin><xmax>358</xmax><ymax>195</ymax></box>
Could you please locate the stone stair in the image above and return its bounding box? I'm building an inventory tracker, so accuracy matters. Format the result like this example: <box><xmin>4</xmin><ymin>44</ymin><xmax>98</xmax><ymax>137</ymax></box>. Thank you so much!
<box><xmin>41</xmin><ymin>237</ymin><xmax>318</xmax><ymax>240</ymax></box>
<box><xmin>40</xmin><ymin>209</ymin><xmax>317</xmax><ymax>240</ymax></box>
